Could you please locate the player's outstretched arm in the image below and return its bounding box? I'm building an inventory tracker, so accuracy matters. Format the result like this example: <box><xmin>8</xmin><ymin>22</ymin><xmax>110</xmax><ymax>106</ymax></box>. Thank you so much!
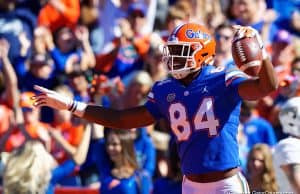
<box><xmin>32</xmin><ymin>85</ymin><xmax>156</xmax><ymax>129</ymax></box>
<box><xmin>235</xmin><ymin>26</ymin><xmax>278</xmax><ymax>100</ymax></box>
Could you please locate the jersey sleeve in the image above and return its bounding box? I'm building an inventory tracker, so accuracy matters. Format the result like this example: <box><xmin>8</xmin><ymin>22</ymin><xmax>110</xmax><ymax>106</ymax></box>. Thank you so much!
<box><xmin>144</xmin><ymin>82</ymin><xmax>164</xmax><ymax>120</ymax></box>
<box><xmin>225</xmin><ymin>63</ymin><xmax>249</xmax><ymax>88</ymax></box>
<box><xmin>274</xmin><ymin>138</ymin><xmax>300</xmax><ymax>166</ymax></box>
<box><xmin>224</xmin><ymin>63</ymin><xmax>249</xmax><ymax>101</ymax></box>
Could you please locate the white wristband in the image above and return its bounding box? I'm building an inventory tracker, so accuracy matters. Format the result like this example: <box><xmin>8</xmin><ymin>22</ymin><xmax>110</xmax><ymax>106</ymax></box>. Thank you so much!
<box><xmin>70</xmin><ymin>100</ymin><xmax>87</xmax><ymax>117</ymax></box>
<box><xmin>262</xmin><ymin>47</ymin><xmax>268</xmax><ymax>60</ymax></box>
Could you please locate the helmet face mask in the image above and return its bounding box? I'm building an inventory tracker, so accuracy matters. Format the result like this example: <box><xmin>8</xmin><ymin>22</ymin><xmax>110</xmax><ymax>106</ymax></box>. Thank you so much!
<box><xmin>163</xmin><ymin>23</ymin><xmax>216</xmax><ymax>79</ymax></box>
<box><xmin>163</xmin><ymin>43</ymin><xmax>201</xmax><ymax>79</ymax></box>
<box><xmin>279</xmin><ymin>97</ymin><xmax>300</xmax><ymax>137</ymax></box>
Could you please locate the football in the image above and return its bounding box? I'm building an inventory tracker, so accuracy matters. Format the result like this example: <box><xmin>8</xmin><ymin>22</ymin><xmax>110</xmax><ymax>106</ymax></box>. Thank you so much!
<box><xmin>231</xmin><ymin>36</ymin><xmax>263</xmax><ymax>76</ymax></box>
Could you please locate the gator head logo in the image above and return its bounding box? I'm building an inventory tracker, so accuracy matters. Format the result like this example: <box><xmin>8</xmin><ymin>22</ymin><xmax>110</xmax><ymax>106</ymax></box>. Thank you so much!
<box><xmin>167</xmin><ymin>93</ymin><xmax>176</xmax><ymax>102</ymax></box>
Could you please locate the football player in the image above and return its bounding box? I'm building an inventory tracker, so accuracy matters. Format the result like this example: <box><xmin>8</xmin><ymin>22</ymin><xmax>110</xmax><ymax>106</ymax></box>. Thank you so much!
<box><xmin>273</xmin><ymin>97</ymin><xmax>300</xmax><ymax>193</ymax></box>
<box><xmin>32</xmin><ymin>23</ymin><xmax>278</xmax><ymax>194</ymax></box>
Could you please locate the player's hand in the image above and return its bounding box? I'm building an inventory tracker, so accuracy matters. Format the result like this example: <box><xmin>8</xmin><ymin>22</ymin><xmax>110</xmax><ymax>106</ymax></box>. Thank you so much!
<box><xmin>233</xmin><ymin>25</ymin><xmax>267</xmax><ymax>59</ymax></box>
<box><xmin>32</xmin><ymin>85</ymin><xmax>72</xmax><ymax>110</ymax></box>
<box><xmin>233</xmin><ymin>25</ymin><xmax>263</xmax><ymax>47</ymax></box>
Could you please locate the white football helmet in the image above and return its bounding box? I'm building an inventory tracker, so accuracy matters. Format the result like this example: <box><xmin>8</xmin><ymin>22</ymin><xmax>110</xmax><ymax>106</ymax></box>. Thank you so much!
<box><xmin>279</xmin><ymin>97</ymin><xmax>300</xmax><ymax>137</ymax></box>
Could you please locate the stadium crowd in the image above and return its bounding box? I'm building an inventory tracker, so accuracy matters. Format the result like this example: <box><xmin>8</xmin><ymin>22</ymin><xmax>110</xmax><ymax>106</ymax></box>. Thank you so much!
<box><xmin>0</xmin><ymin>0</ymin><xmax>300</xmax><ymax>193</ymax></box>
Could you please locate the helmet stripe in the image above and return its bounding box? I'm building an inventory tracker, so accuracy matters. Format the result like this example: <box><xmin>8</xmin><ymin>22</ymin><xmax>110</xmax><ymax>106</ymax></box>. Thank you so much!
<box><xmin>169</xmin><ymin>23</ymin><xmax>185</xmax><ymax>41</ymax></box>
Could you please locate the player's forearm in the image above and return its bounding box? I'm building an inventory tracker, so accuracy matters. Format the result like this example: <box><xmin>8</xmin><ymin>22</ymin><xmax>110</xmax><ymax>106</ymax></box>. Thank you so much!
<box><xmin>32</xmin><ymin>85</ymin><xmax>155</xmax><ymax>129</ymax></box>
<box><xmin>257</xmin><ymin>57</ymin><xmax>278</xmax><ymax>94</ymax></box>
<box><xmin>238</xmin><ymin>57</ymin><xmax>278</xmax><ymax>100</ymax></box>
<box><xmin>81</xmin><ymin>105</ymin><xmax>155</xmax><ymax>129</ymax></box>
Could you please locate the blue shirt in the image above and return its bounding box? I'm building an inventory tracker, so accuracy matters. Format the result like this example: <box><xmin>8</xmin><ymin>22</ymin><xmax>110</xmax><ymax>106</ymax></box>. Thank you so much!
<box><xmin>100</xmin><ymin>174</ymin><xmax>139</xmax><ymax>194</ymax></box>
<box><xmin>106</xmin><ymin>44</ymin><xmax>144</xmax><ymax>79</ymax></box>
<box><xmin>145</xmin><ymin>64</ymin><xmax>248</xmax><ymax>174</ymax></box>
<box><xmin>0</xmin><ymin>8</ymin><xmax>36</xmax><ymax>64</ymax></box>
<box><xmin>243</xmin><ymin>117</ymin><xmax>277</xmax><ymax>148</ymax></box>
<box><xmin>135</xmin><ymin>127</ymin><xmax>156</xmax><ymax>176</ymax></box>
<box><xmin>81</xmin><ymin>138</ymin><xmax>111</xmax><ymax>181</ymax></box>
<box><xmin>50</xmin><ymin>48</ymin><xmax>82</xmax><ymax>74</ymax></box>
<box><xmin>82</xmin><ymin>134</ymin><xmax>153</xmax><ymax>194</ymax></box>
<box><xmin>46</xmin><ymin>159</ymin><xmax>76</xmax><ymax>194</ymax></box>
<box><xmin>234</xmin><ymin>20</ymin><xmax>279</xmax><ymax>43</ymax></box>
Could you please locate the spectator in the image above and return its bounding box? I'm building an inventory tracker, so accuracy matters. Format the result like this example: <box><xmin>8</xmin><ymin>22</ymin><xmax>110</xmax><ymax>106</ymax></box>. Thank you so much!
<box><xmin>98</xmin><ymin>0</ymin><xmax>153</xmax><ymax>48</ymax></box>
<box><xmin>100</xmin><ymin>129</ymin><xmax>143</xmax><ymax>194</ymax></box>
<box><xmin>153</xmin><ymin>138</ymin><xmax>182</xmax><ymax>194</ymax></box>
<box><xmin>246</xmin><ymin>143</ymin><xmax>278</xmax><ymax>192</ymax></box>
<box><xmin>21</xmin><ymin>53</ymin><xmax>57</xmax><ymax>123</ymax></box>
<box><xmin>45</xmin><ymin>26</ymin><xmax>95</xmax><ymax>75</ymax></box>
<box><xmin>37</xmin><ymin>0</ymin><xmax>80</xmax><ymax>32</ymax></box>
<box><xmin>144</xmin><ymin>37</ymin><xmax>168</xmax><ymax>82</ymax></box>
<box><xmin>79</xmin><ymin>123</ymin><xmax>104</xmax><ymax>188</ymax></box>
<box><xmin>240</xmin><ymin>101</ymin><xmax>277</xmax><ymax>149</ymax></box>
<box><xmin>20</xmin><ymin>91</ymin><xmax>51</xmax><ymax>146</ymax></box>
<box><xmin>13</xmin><ymin>32</ymin><xmax>31</xmax><ymax>81</ymax></box>
<box><xmin>290</xmin><ymin>10</ymin><xmax>300</xmax><ymax>37</ymax></box>
<box><xmin>50</xmin><ymin>85</ymin><xmax>84</xmax><ymax>164</ymax></box>
<box><xmin>160</xmin><ymin>4</ymin><xmax>188</xmax><ymax>42</ymax></box>
<box><xmin>271</xmin><ymin>30</ymin><xmax>295</xmax><ymax>83</ymax></box>
<box><xmin>22</xmin><ymin>53</ymin><xmax>56</xmax><ymax>92</ymax></box>
<box><xmin>0</xmin><ymin>0</ymin><xmax>36</xmax><ymax>65</ymax></box>
<box><xmin>3</xmin><ymin>124</ymin><xmax>91</xmax><ymax>194</ymax></box>
<box><xmin>291</xmin><ymin>57</ymin><xmax>300</xmax><ymax>81</ymax></box>
<box><xmin>213</xmin><ymin>22</ymin><xmax>235</xmax><ymax>67</ymax></box>
<box><xmin>67</xmin><ymin>70</ymin><xmax>92</xmax><ymax>103</ymax></box>
<box><xmin>237</xmin><ymin>123</ymin><xmax>249</xmax><ymax>173</ymax></box>
<box><xmin>127</xmin><ymin>2</ymin><xmax>152</xmax><ymax>58</ymax></box>
<box><xmin>89</xmin><ymin>71</ymin><xmax>156</xmax><ymax>192</ymax></box>
<box><xmin>119</xmin><ymin>71</ymin><xmax>153</xmax><ymax>108</ymax></box>
<box><xmin>96</xmin><ymin>17</ymin><xmax>147</xmax><ymax>79</ymax></box>
<box><xmin>0</xmin><ymin>38</ymin><xmax>18</xmax><ymax>141</ymax></box>
<box><xmin>32</xmin><ymin>26</ymin><xmax>49</xmax><ymax>55</ymax></box>
<box><xmin>273</xmin><ymin>97</ymin><xmax>300</xmax><ymax>193</ymax></box>
<box><xmin>291</xmin><ymin>57</ymin><xmax>300</xmax><ymax>96</ymax></box>
<box><xmin>269</xmin><ymin>75</ymin><xmax>299</xmax><ymax>140</ymax></box>
<box><xmin>233</xmin><ymin>0</ymin><xmax>279</xmax><ymax>44</ymax></box>
<box><xmin>16</xmin><ymin>0</ymin><xmax>44</xmax><ymax>16</ymax></box>
<box><xmin>271</xmin><ymin>0</ymin><xmax>300</xmax><ymax>36</ymax></box>
<box><xmin>0</xmin><ymin>39</ymin><xmax>25</xmax><ymax>151</ymax></box>
<box><xmin>98</xmin><ymin>0</ymin><xmax>134</xmax><ymax>47</ymax></box>
<box><xmin>79</xmin><ymin>0</ymin><xmax>105</xmax><ymax>54</ymax></box>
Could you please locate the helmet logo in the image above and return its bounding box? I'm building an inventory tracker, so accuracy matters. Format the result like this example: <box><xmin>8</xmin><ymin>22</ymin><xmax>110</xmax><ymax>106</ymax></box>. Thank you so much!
<box><xmin>186</xmin><ymin>30</ymin><xmax>210</xmax><ymax>40</ymax></box>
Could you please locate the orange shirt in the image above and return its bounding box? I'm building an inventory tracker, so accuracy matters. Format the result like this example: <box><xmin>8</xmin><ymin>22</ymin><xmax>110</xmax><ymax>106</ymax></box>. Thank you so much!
<box><xmin>38</xmin><ymin>0</ymin><xmax>80</xmax><ymax>32</ymax></box>
<box><xmin>58</xmin><ymin>122</ymin><xmax>84</xmax><ymax>146</ymax></box>
<box><xmin>133</xmin><ymin>34</ymin><xmax>151</xmax><ymax>58</ymax></box>
<box><xmin>25</xmin><ymin>122</ymin><xmax>50</xmax><ymax>139</ymax></box>
<box><xmin>51</xmin><ymin>122</ymin><xmax>84</xmax><ymax>163</ymax></box>
<box><xmin>0</xmin><ymin>104</ymin><xmax>13</xmax><ymax>136</ymax></box>
<box><xmin>4</xmin><ymin>129</ymin><xmax>26</xmax><ymax>152</ymax></box>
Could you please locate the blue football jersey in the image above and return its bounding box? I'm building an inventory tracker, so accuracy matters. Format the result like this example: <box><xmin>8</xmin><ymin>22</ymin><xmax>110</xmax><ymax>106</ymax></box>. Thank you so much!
<box><xmin>145</xmin><ymin>64</ymin><xmax>248</xmax><ymax>175</ymax></box>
